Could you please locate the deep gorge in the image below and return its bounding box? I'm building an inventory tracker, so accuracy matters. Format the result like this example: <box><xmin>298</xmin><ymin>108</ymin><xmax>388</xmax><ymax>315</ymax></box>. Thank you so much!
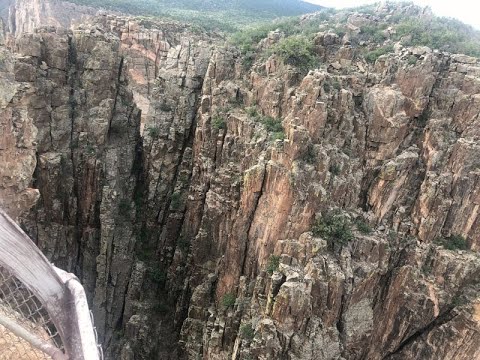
<box><xmin>1</xmin><ymin>1</ymin><xmax>480</xmax><ymax>359</ymax></box>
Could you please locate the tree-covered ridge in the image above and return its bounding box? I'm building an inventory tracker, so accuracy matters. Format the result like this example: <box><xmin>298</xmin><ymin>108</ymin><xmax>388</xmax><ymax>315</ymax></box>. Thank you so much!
<box><xmin>231</xmin><ymin>1</ymin><xmax>480</xmax><ymax>72</ymax></box>
<box><xmin>64</xmin><ymin>0</ymin><xmax>323</xmax><ymax>32</ymax></box>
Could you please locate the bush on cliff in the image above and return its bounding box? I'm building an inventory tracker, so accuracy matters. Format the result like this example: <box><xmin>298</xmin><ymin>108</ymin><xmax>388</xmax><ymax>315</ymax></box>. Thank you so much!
<box><xmin>212</xmin><ymin>114</ymin><xmax>227</xmax><ymax>130</ymax></box>
<box><xmin>240</xmin><ymin>323</ymin><xmax>255</xmax><ymax>340</ymax></box>
<box><xmin>266</xmin><ymin>255</ymin><xmax>280</xmax><ymax>274</ymax></box>
<box><xmin>312</xmin><ymin>211</ymin><xmax>354</xmax><ymax>246</ymax></box>
<box><xmin>394</xmin><ymin>17</ymin><xmax>480</xmax><ymax>57</ymax></box>
<box><xmin>364</xmin><ymin>45</ymin><xmax>395</xmax><ymax>63</ymax></box>
<box><xmin>436</xmin><ymin>234</ymin><xmax>469</xmax><ymax>251</ymax></box>
<box><xmin>222</xmin><ymin>293</ymin><xmax>236</xmax><ymax>308</ymax></box>
<box><xmin>355</xmin><ymin>218</ymin><xmax>372</xmax><ymax>235</ymax></box>
<box><xmin>270</xmin><ymin>35</ymin><xmax>317</xmax><ymax>72</ymax></box>
<box><xmin>246</xmin><ymin>108</ymin><xmax>285</xmax><ymax>141</ymax></box>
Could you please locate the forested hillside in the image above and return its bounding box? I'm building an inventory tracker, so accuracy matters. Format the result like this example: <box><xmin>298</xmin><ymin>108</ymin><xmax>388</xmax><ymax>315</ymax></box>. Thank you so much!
<box><xmin>231</xmin><ymin>1</ymin><xmax>480</xmax><ymax>65</ymax></box>
<box><xmin>64</xmin><ymin>0</ymin><xmax>323</xmax><ymax>31</ymax></box>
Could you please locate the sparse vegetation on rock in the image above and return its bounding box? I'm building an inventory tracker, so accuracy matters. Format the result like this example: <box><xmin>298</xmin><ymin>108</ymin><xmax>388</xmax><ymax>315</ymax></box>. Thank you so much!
<box><xmin>222</xmin><ymin>293</ymin><xmax>236</xmax><ymax>308</ymax></box>
<box><xmin>212</xmin><ymin>114</ymin><xmax>227</xmax><ymax>130</ymax></box>
<box><xmin>436</xmin><ymin>234</ymin><xmax>469</xmax><ymax>251</ymax></box>
<box><xmin>355</xmin><ymin>218</ymin><xmax>372</xmax><ymax>235</ymax></box>
<box><xmin>269</xmin><ymin>35</ymin><xmax>317</xmax><ymax>72</ymax></box>
<box><xmin>240</xmin><ymin>323</ymin><xmax>255</xmax><ymax>340</ymax></box>
<box><xmin>266</xmin><ymin>255</ymin><xmax>280</xmax><ymax>274</ymax></box>
<box><xmin>312</xmin><ymin>211</ymin><xmax>354</xmax><ymax>245</ymax></box>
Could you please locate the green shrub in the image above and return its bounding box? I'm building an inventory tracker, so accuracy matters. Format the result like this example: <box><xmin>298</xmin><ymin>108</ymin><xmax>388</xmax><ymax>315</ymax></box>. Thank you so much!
<box><xmin>170</xmin><ymin>191</ymin><xmax>182</xmax><ymax>211</ymax></box>
<box><xmin>160</xmin><ymin>103</ymin><xmax>172</xmax><ymax>112</ymax></box>
<box><xmin>323</xmin><ymin>82</ymin><xmax>331</xmax><ymax>93</ymax></box>
<box><xmin>422</xmin><ymin>262</ymin><xmax>432</xmax><ymax>275</ymax></box>
<box><xmin>246</xmin><ymin>106</ymin><xmax>259</xmax><ymax>118</ymax></box>
<box><xmin>387</xmin><ymin>231</ymin><xmax>399</xmax><ymax>241</ymax></box>
<box><xmin>228</xmin><ymin>96</ymin><xmax>243</xmax><ymax>107</ymax></box>
<box><xmin>451</xmin><ymin>294</ymin><xmax>467</xmax><ymax>308</ymax></box>
<box><xmin>348</xmin><ymin>3</ymin><xmax>376</xmax><ymax>15</ymax></box>
<box><xmin>312</xmin><ymin>211</ymin><xmax>353</xmax><ymax>246</ymax></box>
<box><xmin>329</xmin><ymin>163</ymin><xmax>341</xmax><ymax>176</ymax></box>
<box><xmin>85</xmin><ymin>144</ymin><xmax>96</xmax><ymax>155</ymax></box>
<box><xmin>222</xmin><ymin>293</ymin><xmax>236</xmax><ymax>308</ymax></box>
<box><xmin>436</xmin><ymin>234</ymin><xmax>468</xmax><ymax>251</ymax></box>
<box><xmin>361</xmin><ymin>24</ymin><xmax>387</xmax><ymax>43</ymax></box>
<box><xmin>332</xmin><ymin>80</ymin><xmax>341</xmax><ymax>91</ymax></box>
<box><xmin>240</xmin><ymin>323</ymin><xmax>255</xmax><ymax>340</ymax></box>
<box><xmin>393</xmin><ymin>16</ymin><xmax>480</xmax><ymax>57</ymax></box>
<box><xmin>259</xmin><ymin>116</ymin><xmax>283</xmax><ymax>133</ymax></box>
<box><xmin>302</xmin><ymin>144</ymin><xmax>316</xmax><ymax>164</ymax></box>
<box><xmin>118</xmin><ymin>199</ymin><xmax>131</xmax><ymax>217</ymax></box>
<box><xmin>146</xmin><ymin>126</ymin><xmax>161</xmax><ymax>139</ymax></box>
<box><xmin>69</xmin><ymin>0</ymin><xmax>312</xmax><ymax>33</ymax></box>
<box><xmin>355</xmin><ymin>218</ymin><xmax>372</xmax><ymax>235</ymax></box>
<box><xmin>364</xmin><ymin>45</ymin><xmax>395</xmax><ymax>64</ymax></box>
<box><xmin>148</xmin><ymin>268</ymin><xmax>167</xmax><ymax>284</ymax></box>
<box><xmin>153</xmin><ymin>300</ymin><xmax>169</xmax><ymax>314</ymax></box>
<box><xmin>332</xmin><ymin>26</ymin><xmax>347</xmax><ymax>39</ymax></box>
<box><xmin>261</xmin><ymin>116</ymin><xmax>284</xmax><ymax>141</ymax></box>
<box><xmin>177</xmin><ymin>236</ymin><xmax>190</xmax><ymax>253</ymax></box>
<box><xmin>270</xmin><ymin>35</ymin><xmax>317</xmax><ymax>72</ymax></box>
<box><xmin>212</xmin><ymin>115</ymin><xmax>227</xmax><ymax>130</ymax></box>
<box><xmin>249</xmin><ymin>112</ymin><xmax>285</xmax><ymax>141</ymax></box>
<box><xmin>266</xmin><ymin>255</ymin><xmax>280</xmax><ymax>274</ymax></box>
<box><xmin>230</xmin><ymin>17</ymin><xmax>301</xmax><ymax>54</ymax></box>
<box><xmin>271</xmin><ymin>131</ymin><xmax>285</xmax><ymax>141</ymax></box>
<box><xmin>407</xmin><ymin>55</ymin><xmax>417</xmax><ymax>65</ymax></box>
<box><xmin>136</xmin><ymin>227</ymin><xmax>157</xmax><ymax>261</ymax></box>
<box><xmin>242</xmin><ymin>52</ymin><xmax>256</xmax><ymax>69</ymax></box>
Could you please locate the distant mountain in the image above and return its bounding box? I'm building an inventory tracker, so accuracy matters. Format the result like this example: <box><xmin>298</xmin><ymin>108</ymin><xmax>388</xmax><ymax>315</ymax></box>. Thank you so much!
<box><xmin>63</xmin><ymin>0</ymin><xmax>324</xmax><ymax>31</ymax></box>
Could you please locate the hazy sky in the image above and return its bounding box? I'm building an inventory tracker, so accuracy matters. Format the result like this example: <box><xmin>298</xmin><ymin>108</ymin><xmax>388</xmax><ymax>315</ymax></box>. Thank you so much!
<box><xmin>304</xmin><ymin>0</ymin><xmax>480</xmax><ymax>29</ymax></box>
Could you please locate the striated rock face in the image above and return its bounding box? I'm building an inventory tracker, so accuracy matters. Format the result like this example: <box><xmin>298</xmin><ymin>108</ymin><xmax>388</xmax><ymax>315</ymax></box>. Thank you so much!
<box><xmin>0</xmin><ymin>11</ymin><xmax>218</xmax><ymax>358</ymax></box>
<box><xmin>10</xmin><ymin>24</ymin><xmax>142</xmax><ymax>356</ymax></box>
<box><xmin>0</xmin><ymin>3</ymin><xmax>480</xmax><ymax>360</ymax></box>
<box><xmin>174</xmin><ymin>38</ymin><xmax>480</xmax><ymax>360</ymax></box>
<box><xmin>5</xmin><ymin>0</ymin><xmax>98</xmax><ymax>36</ymax></box>
<box><xmin>0</xmin><ymin>34</ymin><xmax>39</xmax><ymax>218</ymax></box>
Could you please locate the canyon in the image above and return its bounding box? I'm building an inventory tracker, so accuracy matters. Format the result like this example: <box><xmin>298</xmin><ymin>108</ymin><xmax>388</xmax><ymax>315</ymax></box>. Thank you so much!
<box><xmin>0</xmin><ymin>1</ymin><xmax>479</xmax><ymax>359</ymax></box>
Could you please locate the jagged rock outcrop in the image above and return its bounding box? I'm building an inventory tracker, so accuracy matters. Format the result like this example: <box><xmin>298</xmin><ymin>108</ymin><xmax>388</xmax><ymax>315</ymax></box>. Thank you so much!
<box><xmin>174</xmin><ymin>36</ymin><xmax>480</xmax><ymax>359</ymax></box>
<box><xmin>0</xmin><ymin>11</ymin><xmax>218</xmax><ymax>358</ymax></box>
<box><xmin>0</xmin><ymin>34</ymin><xmax>39</xmax><ymax>218</ymax></box>
<box><xmin>0</xmin><ymin>2</ymin><xmax>479</xmax><ymax>360</ymax></box>
<box><xmin>12</xmin><ymin>24</ymin><xmax>142</xmax><ymax>355</ymax></box>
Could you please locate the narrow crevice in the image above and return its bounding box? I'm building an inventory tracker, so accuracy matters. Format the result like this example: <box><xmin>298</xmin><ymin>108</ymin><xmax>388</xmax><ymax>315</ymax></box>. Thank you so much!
<box><xmin>240</xmin><ymin>163</ymin><xmax>267</xmax><ymax>276</ymax></box>
<box><xmin>372</xmin><ymin>246</ymin><xmax>410</xmax><ymax>309</ymax></box>
<box><xmin>107</xmin><ymin>56</ymin><xmax>124</xmax><ymax>135</ymax></box>
<box><xmin>156</xmin><ymin>102</ymin><xmax>200</xmax><ymax>233</ymax></box>
<box><xmin>336</xmin><ymin>293</ymin><xmax>347</xmax><ymax>357</ymax></box>
<box><xmin>66</xmin><ymin>34</ymin><xmax>83</xmax><ymax>277</ymax></box>
<box><xmin>383</xmin><ymin>306</ymin><xmax>457</xmax><ymax>359</ymax></box>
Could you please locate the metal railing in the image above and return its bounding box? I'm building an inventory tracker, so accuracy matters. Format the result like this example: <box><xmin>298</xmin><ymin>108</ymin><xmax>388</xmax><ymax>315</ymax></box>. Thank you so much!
<box><xmin>0</xmin><ymin>209</ymin><xmax>101</xmax><ymax>360</ymax></box>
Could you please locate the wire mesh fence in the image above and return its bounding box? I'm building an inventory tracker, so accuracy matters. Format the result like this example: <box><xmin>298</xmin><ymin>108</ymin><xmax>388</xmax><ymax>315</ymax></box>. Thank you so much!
<box><xmin>0</xmin><ymin>209</ymin><xmax>102</xmax><ymax>360</ymax></box>
<box><xmin>0</xmin><ymin>265</ymin><xmax>64</xmax><ymax>359</ymax></box>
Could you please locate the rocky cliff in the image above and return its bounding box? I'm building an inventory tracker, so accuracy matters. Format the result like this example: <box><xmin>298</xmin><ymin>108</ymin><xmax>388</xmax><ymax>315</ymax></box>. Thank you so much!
<box><xmin>0</xmin><ymin>1</ymin><xmax>480</xmax><ymax>359</ymax></box>
<box><xmin>4</xmin><ymin>0</ymin><xmax>98</xmax><ymax>36</ymax></box>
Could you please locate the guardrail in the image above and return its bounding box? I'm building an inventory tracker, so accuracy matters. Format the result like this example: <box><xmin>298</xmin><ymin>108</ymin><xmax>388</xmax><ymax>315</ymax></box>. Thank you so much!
<box><xmin>0</xmin><ymin>209</ymin><xmax>101</xmax><ymax>360</ymax></box>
